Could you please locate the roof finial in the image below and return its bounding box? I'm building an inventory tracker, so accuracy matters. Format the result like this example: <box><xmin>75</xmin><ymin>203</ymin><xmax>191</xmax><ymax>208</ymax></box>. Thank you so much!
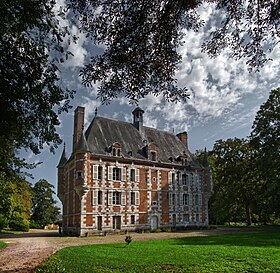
<box><xmin>95</xmin><ymin>108</ymin><xmax>98</xmax><ymax>117</ymax></box>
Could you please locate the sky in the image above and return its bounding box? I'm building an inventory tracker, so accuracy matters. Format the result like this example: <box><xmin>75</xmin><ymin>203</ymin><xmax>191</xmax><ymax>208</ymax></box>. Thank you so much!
<box><xmin>22</xmin><ymin>1</ymin><xmax>280</xmax><ymax>205</ymax></box>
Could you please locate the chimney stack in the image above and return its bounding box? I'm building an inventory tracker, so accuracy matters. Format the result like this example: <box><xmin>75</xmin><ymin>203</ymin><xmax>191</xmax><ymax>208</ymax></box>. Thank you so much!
<box><xmin>72</xmin><ymin>106</ymin><xmax>85</xmax><ymax>153</ymax></box>
<box><xmin>176</xmin><ymin>131</ymin><xmax>188</xmax><ymax>149</ymax></box>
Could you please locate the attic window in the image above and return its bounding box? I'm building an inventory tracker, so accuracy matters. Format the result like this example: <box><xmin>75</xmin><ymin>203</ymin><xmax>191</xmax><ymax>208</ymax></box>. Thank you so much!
<box><xmin>112</xmin><ymin>147</ymin><xmax>121</xmax><ymax>157</ymax></box>
<box><xmin>151</xmin><ymin>151</ymin><xmax>157</xmax><ymax>161</ymax></box>
<box><xmin>128</xmin><ymin>151</ymin><xmax>132</xmax><ymax>156</ymax></box>
<box><xmin>169</xmin><ymin>157</ymin><xmax>173</xmax><ymax>162</ymax></box>
<box><xmin>182</xmin><ymin>158</ymin><xmax>187</xmax><ymax>165</ymax></box>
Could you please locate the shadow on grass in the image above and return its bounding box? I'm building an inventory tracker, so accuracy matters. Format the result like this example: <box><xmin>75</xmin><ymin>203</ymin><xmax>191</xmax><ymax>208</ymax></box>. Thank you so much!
<box><xmin>173</xmin><ymin>231</ymin><xmax>280</xmax><ymax>248</ymax></box>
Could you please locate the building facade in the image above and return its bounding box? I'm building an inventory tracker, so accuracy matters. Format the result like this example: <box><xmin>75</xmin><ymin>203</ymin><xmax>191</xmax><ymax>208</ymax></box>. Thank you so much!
<box><xmin>57</xmin><ymin>106</ymin><xmax>213</xmax><ymax>236</ymax></box>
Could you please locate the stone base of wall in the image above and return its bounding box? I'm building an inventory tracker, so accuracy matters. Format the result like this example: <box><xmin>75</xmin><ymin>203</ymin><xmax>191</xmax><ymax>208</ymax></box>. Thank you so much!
<box><xmin>77</xmin><ymin>223</ymin><xmax>210</xmax><ymax>237</ymax></box>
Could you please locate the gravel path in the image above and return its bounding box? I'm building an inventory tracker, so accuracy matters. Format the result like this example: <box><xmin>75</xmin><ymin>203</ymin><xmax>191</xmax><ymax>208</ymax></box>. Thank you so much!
<box><xmin>0</xmin><ymin>227</ymin><xmax>274</xmax><ymax>273</ymax></box>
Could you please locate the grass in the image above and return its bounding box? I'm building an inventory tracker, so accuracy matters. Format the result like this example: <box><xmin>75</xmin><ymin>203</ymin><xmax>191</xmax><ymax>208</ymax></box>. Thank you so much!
<box><xmin>0</xmin><ymin>241</ymin><xmax>6</xmax><ymax>250</ymax></box>
<box><xmin>37</xmin><ymin>232</ymin><xmax>280</xmax><ymax>273</ymax></box>
<box><xmin>0</xmin><ymin>229</ymin><xmax>23</xmax><ymax>235</ymax></box>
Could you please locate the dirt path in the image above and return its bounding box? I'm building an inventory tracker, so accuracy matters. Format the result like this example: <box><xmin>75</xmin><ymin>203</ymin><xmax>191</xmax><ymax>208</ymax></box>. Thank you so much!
<box><xmin>0</xmin><ymin>227</ymin><xmax>276</xmax><ymax>273</ymax></box>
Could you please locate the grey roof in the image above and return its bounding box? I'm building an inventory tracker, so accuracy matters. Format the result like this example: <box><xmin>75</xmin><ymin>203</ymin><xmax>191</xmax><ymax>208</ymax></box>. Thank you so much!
<box><xmin>85</xmin><ymin>116</ymin><xmax>197</xmax><ymax>165</ymax></box>
<box><xmin>76</xmin><ymin>132</ymin><xmax>90</xmax><ymax>152</ymax></box>
<box><xmin>57</xmin><ymin>144</ymin><xmax>68</xmax><ymax>167</ymax></box>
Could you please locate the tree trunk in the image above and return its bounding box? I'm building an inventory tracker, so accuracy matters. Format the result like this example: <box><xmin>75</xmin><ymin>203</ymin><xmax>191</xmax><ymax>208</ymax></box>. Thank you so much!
<box><xmin>245</xmin><ymin>204</ymin><xmax>252</xmax><ymax>225</ymax></box>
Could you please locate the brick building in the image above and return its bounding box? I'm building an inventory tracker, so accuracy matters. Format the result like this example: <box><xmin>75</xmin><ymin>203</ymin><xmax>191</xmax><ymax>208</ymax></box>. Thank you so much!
<box><xmin>57</xmin><ymin>106</ymin><xmax>213</xmax><ymax>236</ymax></box>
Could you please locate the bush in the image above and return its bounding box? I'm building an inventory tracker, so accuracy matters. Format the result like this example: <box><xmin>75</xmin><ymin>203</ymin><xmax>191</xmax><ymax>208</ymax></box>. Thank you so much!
<box><xmin>9</xmin><ymin>218</ymin><xmax>29</xmax><ymax>232</ymax></box>
<box><xmin>29</xmin><ymin>220</ymin><xmax>42</xmax><ymax>229</ymax></box>
<box><xmin>0</xmin><ymin>214</ymin><xmax>8</xmax><ymax>230</ymax></box>
<box><xmin>125</xmin><ymin>235</ymin><xmax>132</xmax><ymax>245</ymax></box>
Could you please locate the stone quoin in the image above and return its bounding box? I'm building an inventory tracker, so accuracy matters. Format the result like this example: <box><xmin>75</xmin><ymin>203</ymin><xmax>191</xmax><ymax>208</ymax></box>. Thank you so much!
<box><xmin>57</xmin><ymin>106</ymin><xmax>213</xmax><ymax>236</ymax></box>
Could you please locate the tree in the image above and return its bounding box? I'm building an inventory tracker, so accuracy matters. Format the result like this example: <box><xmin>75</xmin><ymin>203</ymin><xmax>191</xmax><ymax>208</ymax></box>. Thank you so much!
<box><xmin>251</xmin><ymin>88</ymin><xmax>280</xmax><ymax>217</ymax></box>
<box><xmin>0</xmin><ymin>174</ymin><xmax>32</xmax><ymax>231</ymax></box>
<box><xmin>68</xmin><ymin>0</ymin><xmax>280</xmax><ymax>103</ymax></box>
<box><xmin>210</xmin><ymin>138</ymin><xmax>264</xmax><ymax>225</ymax></box>
<box><xmin>31</xmin><ymin>179</ymin><xmax>60</xmax><ymax>228</ymax></box>
<box><xmin>0</xmin><ymin>0</ymin><xmax>75</xmax><ymax>175</ymax></box>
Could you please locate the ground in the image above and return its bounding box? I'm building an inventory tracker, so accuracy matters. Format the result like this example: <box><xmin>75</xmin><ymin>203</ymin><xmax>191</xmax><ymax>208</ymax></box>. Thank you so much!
<box><xmin>0</xmin><ymin>227</ymin><xmax>275</xmax><ymax>273</ymax></box>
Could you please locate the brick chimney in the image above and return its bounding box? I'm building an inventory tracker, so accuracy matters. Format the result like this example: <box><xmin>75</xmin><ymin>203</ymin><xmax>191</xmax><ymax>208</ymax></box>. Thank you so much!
<box><xmin>176</xmin><ymin>131</ymin><xmax>188</xmax><ymax>149</ymax></box>
<box><xmin>72</xmin><ymin>106</ymin><xmax>85</xmax><ymax>153</ymax></box>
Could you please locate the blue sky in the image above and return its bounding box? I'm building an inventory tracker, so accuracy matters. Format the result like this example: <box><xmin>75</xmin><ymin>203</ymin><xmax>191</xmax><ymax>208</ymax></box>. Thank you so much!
<box><xmin>22</xmin><ymin>1</ymin><xmax>280</xmax><ymax>205</ymax></box>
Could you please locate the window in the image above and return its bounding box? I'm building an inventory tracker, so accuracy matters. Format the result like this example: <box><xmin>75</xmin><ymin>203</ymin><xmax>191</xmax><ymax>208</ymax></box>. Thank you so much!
<box><xmin>195</xmin><ymin>194</ymin><xmax>202</xmax><ymax>206</ymax></box>
<box><xmin>130</xmin><ymin>169</ymin><xmax>136</xmax><ymax>181</ymax></box>
<box><xmin>131</xmin><ymin>215</ymin><xmax>135</xmax><ymax>225</ymax></box>
<box><xmin>113</xmin><ymin>192</ymin><xmax>121</xmax><ymax>205</ymax></box>
<box><xmin>196</xmin><ymin>213</ymin><xmax>200</xmax><ymax>222</ymax></box>
<box><xmin>98</xmin><ymin>166</ymin><xmax>103</xmax><ymax>180</ymax></box>
<box><xmin>112</xmin><ymin>147</ymin><xmax>121</xmax><ymax>156</ymax></box>
<box><xmin>183</xmin><ymin>214</ymin><xmax>190</xmax><ymax>222</ymax></box>
<box><xmin>183</xmin><ymin>194</ymin><xmax>189</xmax><ymax>205</ymax></box>
<box><xmin>182</xmin><ymin>158</ymin><xmax>187</xmax><ymax>165</ymax></box>
<box><xmin>182</xmin><ymin>174</ymin><xmax>187</xmax><ymax>185</ymax></box>
<box><xmin>130</xmin><ymin>192</ymin><xmax>136</xmax><ymax>205</ymax></box>
<box><xmin>113</xmin><ymin>167</ymin><xmax>121</xmax><ymax>181</ymax></box>
<box><xmin>151</xmin><ymin>151</ymin><xmax>157</xmax><ymax>161</ymax></box>
<box><xmin>98</xmin><ymin>191</ymin><xmax>102</xmax><ymax>205</ymax></box>
<box><xmin>172</xmin><ymin>193</ymin><xmax>176</xmax><ymax>205</ymax></box>
<box><xmin>76</xmin><ymin>171</ymin><xmax>82</xmax><ymax>178</ymax></box>
<box><xmin>172</xmin><ymin>173</ymin><xmax>176</xmax><ymax>184</ymax></box>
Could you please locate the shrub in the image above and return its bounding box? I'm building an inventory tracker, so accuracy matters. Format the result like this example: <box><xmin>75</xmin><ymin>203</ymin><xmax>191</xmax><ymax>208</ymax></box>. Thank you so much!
<box><xmin>0</xmin><ymin>214</ymin><xmax>8</xmax><ymax>230</ymax></box>
<box><xmin>29</xmin><ymin>220</ymin><xmax>41</xmax><ymax>229</ymax></box>
<box><xmin>9</xmin><ymin>218</ymin><xmax>29</xmax><ymax>232</ymax></box>
<box><xmin>125</xmin><ymin>235</ymin><xmax>132</xmax><ymax>245</ymax></box>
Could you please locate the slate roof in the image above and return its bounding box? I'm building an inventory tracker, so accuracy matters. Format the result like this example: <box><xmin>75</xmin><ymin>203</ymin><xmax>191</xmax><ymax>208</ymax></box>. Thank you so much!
<box><xmin>85</xmin><ymin>116</ymin><xmax>198</xmax><ymax>166</ymax></box>
<box><xmin>57</xmin><ymin>144</ymin><xmax>68</xmax><ymax>167</ymax></box>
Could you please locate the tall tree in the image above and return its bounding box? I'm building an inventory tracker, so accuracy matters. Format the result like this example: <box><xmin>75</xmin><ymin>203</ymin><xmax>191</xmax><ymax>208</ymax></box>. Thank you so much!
<box><xmin>0</xmin><ymin>0</ymin><xmax>74</xmax><ymax>175</ymax></box>
<box><xmin>31</xmin><ymin>179</ymin><xmax>60</xmax><ymax>228</ymax></box>
<box><xmin>0</xmin><ymin>174</ymin><xmax>32</xmax><ymax>231</ymax></box>
<box><xmin>210</xmin><ymin>138</ymin><xmax>263</xmax><ymax>225</ymax></box>
<box><xmin>251</xmin><ymin>88</ymin><xmax>280</xmax><ymax>217</ymax></box>
<box><xmin>69</xmin><ymin>0</ymin><xmax>279</xmax><ymax>103</ymax></box>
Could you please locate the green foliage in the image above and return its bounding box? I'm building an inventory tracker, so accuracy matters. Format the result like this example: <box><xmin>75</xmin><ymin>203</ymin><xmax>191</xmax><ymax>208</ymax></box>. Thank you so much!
<box><xmin>0</xmin><ymin>0</ymin><xmax>75</xmax><ymax>175</ymax></box>
<box><xmin>68</xmin><ymin>0</ymin><xmax>279</xmax><ymax>103</ymax></box>
<box><xmin>0</xmin><ymin>173</ymin><xmax>32</xmax><ymax>231</ymax></box>
<box><xmin>209</xmin><ymin>138</ymin><xmax>263</xmax><ymax>225</ymax></box>
<box><xmin>31</xmin><ymin>179</ymin><xmax>60</xmax><ymax>228</ymax></box>
<box><xmin>251</xmin><ymin>88</ymin><xmax>280</xmax><ymax>217</ymax></box>
<box><xmin>209</xmin><ymin>88</ymin><xmax>280</xmax><ymax>225</ymax></box>
<box><xmin>125</xmin><ymin>235</ymin><xmax>132</xmax><ymax>245</ymax></box>
<box><xmin>0</xmin><ymin>241</ymin><xmax>6</xmax><ymax>250</ymax></box>
<box><xmin>0</xmin><ymin>214</ymin><xmax>8</xmax><ymax>230</ymax></box>
<box><xmin>9</xmin><ymin>217</ymin><xmax>29</xmax><ymax>232</ymax></box>
<box><xmin>37</xmin><ymin>231</ymin><xmax>280</xmax><ymax>273</ymax></box>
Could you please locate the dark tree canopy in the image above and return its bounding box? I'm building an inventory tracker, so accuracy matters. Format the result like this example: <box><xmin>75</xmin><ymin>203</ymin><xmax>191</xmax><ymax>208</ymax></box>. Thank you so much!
<box><xmin>31</xmin><ymin>179</ymin><xmax>60</xmax><ymax>228</ymax></box>
<box><xmin>209</xmin><ymin>88</ymin><xmax>280</xmax><ymax>225</ymax></box>
<box><xmin>0</xmin><ymin>0</ymin><xmax>75</xmax><ymax>175</ymax></box>
<box><xmin>69</xmin><ymin>0</ymin><xmax>280</xmax><ymax>103</ymax></box>
<box><xmin>251</xmin><ymin>88</ymin><xmax>280</xmax><ymax>216</ymax></box>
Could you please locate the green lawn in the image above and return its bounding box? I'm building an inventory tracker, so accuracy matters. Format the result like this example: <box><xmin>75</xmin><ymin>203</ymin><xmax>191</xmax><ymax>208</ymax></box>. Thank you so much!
<box><xmin>37</xmin><ymin>232</ymin><xmax>280</xmax><ymax>273</ymax></box>
<box><xmin>0</xmin><ymin>241</ymin><xmax>6</xmax><ymax>250</ymax></box>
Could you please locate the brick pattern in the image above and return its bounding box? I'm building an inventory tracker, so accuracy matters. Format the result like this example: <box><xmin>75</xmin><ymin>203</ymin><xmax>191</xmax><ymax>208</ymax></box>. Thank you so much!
<box><xmin>58</xmin><ymin>152</ymin><xmax>212</xmax><ymax>235</ymax></box>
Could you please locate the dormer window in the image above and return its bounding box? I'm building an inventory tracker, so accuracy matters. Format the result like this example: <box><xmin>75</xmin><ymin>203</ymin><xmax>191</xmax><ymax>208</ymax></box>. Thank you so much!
<box><xmin>151</xmin><ymin>151</ymin><xmax>157</xmax><ymax>161</ymax></box>
<box><xmin>112</xmin><ymin>142</ymin><xmax>121</xmax><ymax>157</ymax></box>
